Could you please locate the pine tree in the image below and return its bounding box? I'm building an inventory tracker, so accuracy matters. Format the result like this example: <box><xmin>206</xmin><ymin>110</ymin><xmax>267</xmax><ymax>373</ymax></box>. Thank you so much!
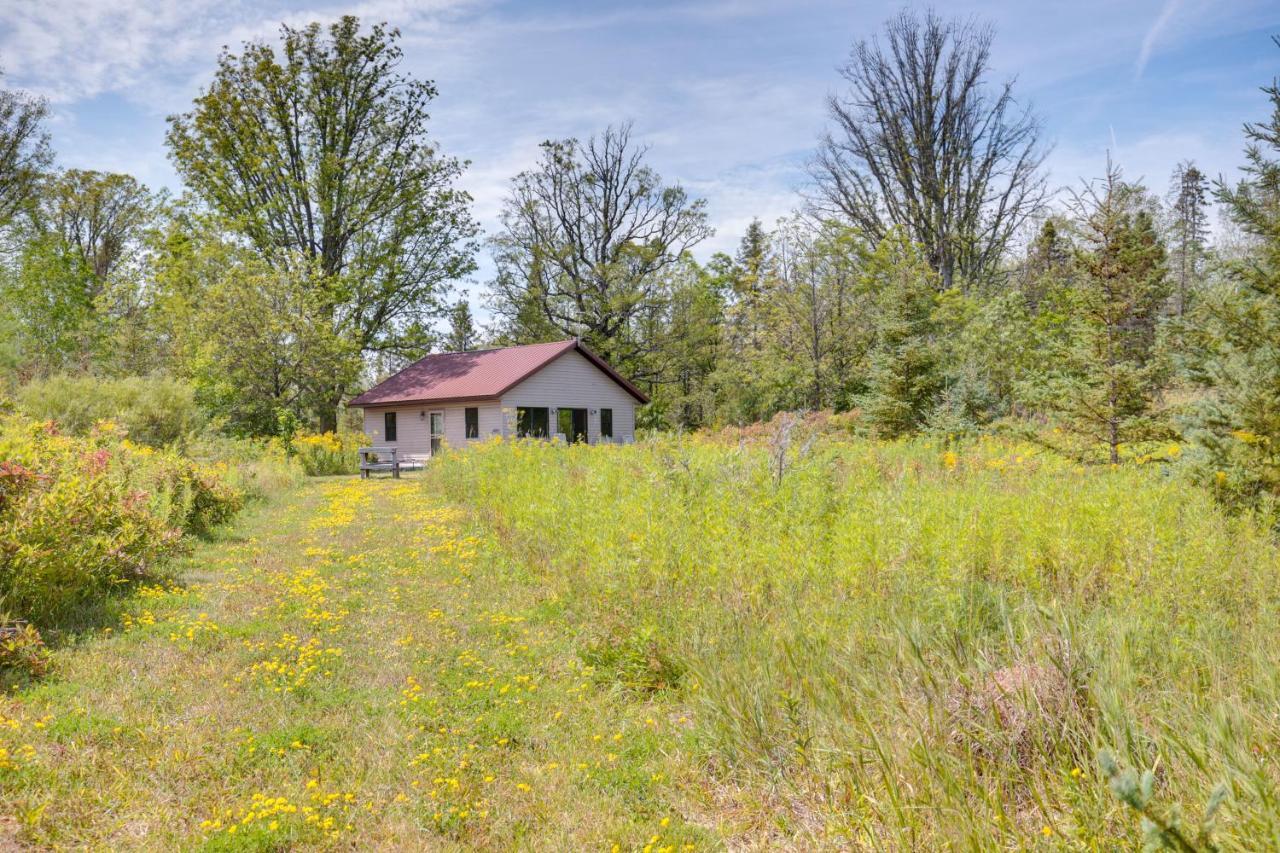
<box><xmin>1041</xmin><ymin>166</ymin><xmax>1171</xmax><ymax>463</ymax></box>
<box><xmin>444</xmin><ymin>299</ymin><xmax>477</xmax><ymax>352</ymax></box>
<box><xmin>859</xmin><ymin>229</ymin><xmax>944</xmax><ymax>437</ymax></box>
<box><xmin>1190</xmin><ymin>43</ymin><xmax>1280</xmax><ymax>504</ymax></box>
<box><xmin>1168</xmin><ymin>161</ymin><xmax>1210</xmax><ymax>315</ymax></box>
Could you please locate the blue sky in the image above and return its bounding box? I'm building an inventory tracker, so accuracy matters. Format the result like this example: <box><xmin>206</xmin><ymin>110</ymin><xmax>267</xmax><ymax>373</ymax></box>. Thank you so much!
<box><xmin>1</xmin><ymin>0</ymin><xmax>1277</xmax><ymax>306</ymax></box>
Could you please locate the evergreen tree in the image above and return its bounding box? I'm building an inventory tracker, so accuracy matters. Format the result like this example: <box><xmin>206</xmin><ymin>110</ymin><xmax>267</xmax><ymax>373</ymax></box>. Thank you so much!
<box><xmin>1167</xmin><ymin>161</ymin><xmax>1210</xmax><ymax>315</ymax></box>
<box><xmin>1039</xmin><ymin>166</ymin><xmax>1171</xmax><ymax>462</ymax></box>
<box><xmin>444</xmin><ymin>300</ymin><xmax>478</xmax><ymax>352</ymax></box>
<box><xmin>859</xmin><ymin>229</ymin><xmax>944</xmax><ymax>437</ymax></box>
<box><xmin>1189</xmin><ymin>44</ymin><xmax>1280</xmax><ymax>504</ymax></box>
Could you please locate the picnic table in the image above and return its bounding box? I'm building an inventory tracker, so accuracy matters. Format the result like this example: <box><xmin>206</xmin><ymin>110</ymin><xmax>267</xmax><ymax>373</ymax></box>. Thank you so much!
<box><xmin>357</xmin><ymin>446</ymin><xmax>424</xmax><ymax>479</ymax></box>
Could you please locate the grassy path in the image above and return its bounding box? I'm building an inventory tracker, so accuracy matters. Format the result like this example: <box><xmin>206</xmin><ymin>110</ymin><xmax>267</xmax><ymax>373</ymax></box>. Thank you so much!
<box><xmin>0</xmin><ymin>478</ymin><xmax>706</xmax><ymax>851</ymax></box>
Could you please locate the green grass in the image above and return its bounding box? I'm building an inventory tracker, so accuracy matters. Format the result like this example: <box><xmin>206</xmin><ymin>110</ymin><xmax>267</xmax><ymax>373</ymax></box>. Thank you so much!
<box><xmin>2</xmin><ymin>434</ymin><xmax>1279</xmax><ymax>849</ymax></box>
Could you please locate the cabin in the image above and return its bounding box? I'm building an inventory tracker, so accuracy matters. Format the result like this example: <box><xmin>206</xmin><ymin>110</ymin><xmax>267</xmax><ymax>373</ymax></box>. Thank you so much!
<box><xmin>347</xmin><ymin>339</ymin><xmax>649</xmax><ymax>461</ymax></box>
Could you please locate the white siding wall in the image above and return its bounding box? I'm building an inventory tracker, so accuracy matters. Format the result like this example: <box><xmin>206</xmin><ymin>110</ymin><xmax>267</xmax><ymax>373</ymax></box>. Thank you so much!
<box><xmin>500</xmin><ymin>350</ymin><xmax>638</xmax><ymax>444</ymax></box>
<box><xmin>362</xmin><ymin>401</ymin><xmax>504</xmax><ymax>458</ymax></box>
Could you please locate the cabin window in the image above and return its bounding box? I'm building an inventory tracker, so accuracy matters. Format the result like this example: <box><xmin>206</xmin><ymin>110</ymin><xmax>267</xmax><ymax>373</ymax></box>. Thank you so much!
<box><xmin>516</xmin><ymin>407</ymin><xmax>549</xmax><ymax>438</ymax></box>
<box><xmin>557</xmin><ymin>408</ymin><xmax>588</xmax><ymax>444</ymax></box>
<box><xmin>600</xmin><ymin>408</ymin><xmax>613</xmax><ymax>439</ymax></box>
<box><xmin>384</xmin><ymin>411</ymin><xmax>397</xmax><ymax>442</ymax></box>
<box><xmin>465</xmin><ymin>407</ymin><xmax>479</xmax><ymax>439</ymax></box>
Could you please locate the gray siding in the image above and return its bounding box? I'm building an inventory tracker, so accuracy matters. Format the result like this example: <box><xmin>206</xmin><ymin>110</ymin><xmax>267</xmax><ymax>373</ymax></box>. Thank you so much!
<box><xmin>362</xmin><ymin>401</ymin><xmax>504</xmax><ymax>458</ymax></box>
<box><xmin>500</xmin><ymin>349</ymin><xmax>637</xmax><ymax>443</ymax></box>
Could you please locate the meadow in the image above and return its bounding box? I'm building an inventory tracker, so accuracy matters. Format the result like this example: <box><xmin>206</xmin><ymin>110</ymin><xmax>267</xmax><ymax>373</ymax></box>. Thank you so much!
<box><xmin>0</xmin><ymin>429</ymin><xmax>1277</xmax><ymax>849</ymax></box>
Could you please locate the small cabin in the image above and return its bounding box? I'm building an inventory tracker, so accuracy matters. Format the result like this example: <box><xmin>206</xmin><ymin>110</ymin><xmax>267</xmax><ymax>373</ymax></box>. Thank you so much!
<box><xmin>347</xmin><ymin>339</ymin><xmax>649</xmax><ymax>461</ymax></box>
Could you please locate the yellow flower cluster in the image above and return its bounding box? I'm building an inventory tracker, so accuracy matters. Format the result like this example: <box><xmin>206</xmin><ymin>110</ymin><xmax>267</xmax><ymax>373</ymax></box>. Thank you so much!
<box><xmin>167</xmin><ymin>612</ymin><xmax>220</xmax><ymax>644</ymax></box>
<box><xmin>237</xmin><ymin>633</ymin><xmax>344</xmax><ymax>693</ymax></box>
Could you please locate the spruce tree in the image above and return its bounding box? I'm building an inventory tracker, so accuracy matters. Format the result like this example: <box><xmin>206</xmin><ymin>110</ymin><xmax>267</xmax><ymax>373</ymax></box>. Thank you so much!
<box><xmin>1167</xmin><ymin>161</ymin><xmax>1210</xmax><ymax>315</ymax></box>
<box><xmin>1041</xmin><ymin>166</ymin><xmax>1171</xmax><ymax>463</ymax></box>
<box><xmin>859</xmin><ymin>229</ymin><xmax>944</xmax><ymax>437</ymax></box>
<box><xmin>1190</xmin><ymin>44</ymin><xmax>1280</xmax><ymax>503</ymax></box>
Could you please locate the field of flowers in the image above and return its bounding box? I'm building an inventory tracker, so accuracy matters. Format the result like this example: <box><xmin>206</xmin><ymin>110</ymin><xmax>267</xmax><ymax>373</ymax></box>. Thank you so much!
<box><xmin>1</xmin><ymin>430</ymin><xmax>1277</xmax><ymax>849</ymax></box>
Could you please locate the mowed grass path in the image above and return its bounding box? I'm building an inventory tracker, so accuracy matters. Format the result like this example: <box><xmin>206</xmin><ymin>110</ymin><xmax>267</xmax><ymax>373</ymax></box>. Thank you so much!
<box><xmin>0</xmin><ymin>478</ymin><xmax>706</xmax><ymax>851</ymax></box>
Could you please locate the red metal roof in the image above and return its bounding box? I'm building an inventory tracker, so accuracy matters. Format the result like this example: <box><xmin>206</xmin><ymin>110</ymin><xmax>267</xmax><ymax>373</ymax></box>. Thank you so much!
<box><xmin>347</xmin><ymin>339</ymin><xmax>649</xmax><ymax>407</ymax></box>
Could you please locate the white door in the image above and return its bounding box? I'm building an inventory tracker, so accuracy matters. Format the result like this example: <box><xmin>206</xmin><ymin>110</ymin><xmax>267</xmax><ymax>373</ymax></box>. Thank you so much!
<box><xmin>429</xmin><ymin>411</ymin><xmax>444</xmax><ymax>456</ymax></box>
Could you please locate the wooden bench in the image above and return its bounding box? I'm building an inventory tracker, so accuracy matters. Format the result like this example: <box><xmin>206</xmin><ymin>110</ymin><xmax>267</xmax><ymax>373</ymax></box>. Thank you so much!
<box><xmin>357</xmin><ymin>447</ymin><xmax>425</xmax><ymax>479</ymax></box>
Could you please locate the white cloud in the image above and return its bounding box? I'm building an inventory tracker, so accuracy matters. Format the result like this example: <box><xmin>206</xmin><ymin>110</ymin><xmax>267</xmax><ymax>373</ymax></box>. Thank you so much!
<box><xmin>0</xmin><ymin>0</ymin><xmax>477</xmax><ymax>106</ymax></box>
<box><xmin>1136</xmin><ymin>0</ymin><xmax>1181</xmax><ymax>78</ymax></box>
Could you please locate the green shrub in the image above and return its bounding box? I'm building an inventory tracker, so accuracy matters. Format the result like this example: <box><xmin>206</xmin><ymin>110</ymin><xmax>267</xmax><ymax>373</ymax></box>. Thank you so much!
<box><xmin>16</xmin><ymin>374</ymin><xmax>205</xmax><ymax>448</ymax></box>
<box><xmin>0</xmin><ymin>415</ymin><xmax>245</xmax><ymax>631</ymax></box>
<box><xmin>0</xmin><ymin>621</ymin><xmax>50</xmax><ymax>686</ymax></box>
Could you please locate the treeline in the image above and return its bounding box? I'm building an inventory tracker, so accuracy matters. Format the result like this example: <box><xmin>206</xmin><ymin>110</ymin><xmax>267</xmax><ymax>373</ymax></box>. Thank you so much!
<box><xmin>2</xmin><ymin>13</ymin><xmax>1280</xmax><ymax>507</ymax></box>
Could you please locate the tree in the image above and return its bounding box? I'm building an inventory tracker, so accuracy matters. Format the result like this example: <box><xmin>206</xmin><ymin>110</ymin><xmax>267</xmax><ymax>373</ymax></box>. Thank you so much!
<box><xmin>40</xmin><ymin>170</ymin><xmax>160</xmax><ymax>282</ymax></box>
<box><xmin>166</xmin><ymin>17</ymin><xmax>479</xmax><ymax>427</ymax></box>
<box><xmin>1167</xmin><ymin>161</ymin><xmax>1210</xmax><ymax>315</ymax></box>
<box><xmin>0</xmin><ymin>231</ymin><xmax>99</xmax><ymax>376</ymax></box>
<box><xmin>1188</xmin><ymin>41</ymin><xmax>1280</xmax><ymax>504</ymax></box>
<box><xmin>767</xmin><ymin>218</ymin><xmax>867</xmax><ymax>412</ymax></box>
<box><xmin>1038</xmin><ymin>166</ymin><xmax>1171</xmax><ymax>463</ymax></box>
<box><xmin>0</xmin><ymin>73</ymin><xmax>51</xmax><ymax>230</ymax></box>
<box><xmin>811</xmin><ymin>9</ymin><xmax>1047</xmax><ymax>290</ymax></box>
<box><xmin>643</xmin><ymin>255</ymin><xmax>728</xmax><ymax>429</ymax></box>
<box><xmin>189</xmin><ymin>251</ymin><xmax>360</xmax><ymax>436</ymax></box>
<box><xmin>487</xmin><ymin>123</ymin><xmax>712</xmax><ymax>376</ymax></box>
<box><xmin>444</xmin><ymin>299</ymin><xmax>477</xmax><ymax>352</ymax></box>
<box><xmin>859</xmin><ymin>229</ymin><xmax>945</xmax><ymax>437</ymax></box>
<box><xmin>726</xmin><ymin>219</ymin><xmax>771</xmax><ymax>351</ymax></box>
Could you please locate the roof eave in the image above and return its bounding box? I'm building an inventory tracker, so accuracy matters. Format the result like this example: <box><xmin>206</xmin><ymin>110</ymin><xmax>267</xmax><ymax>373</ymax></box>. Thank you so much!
<box><xmin>348</xmin><ymin>394</ymin><xmax>502</xmax><ymax>408</ymax></box>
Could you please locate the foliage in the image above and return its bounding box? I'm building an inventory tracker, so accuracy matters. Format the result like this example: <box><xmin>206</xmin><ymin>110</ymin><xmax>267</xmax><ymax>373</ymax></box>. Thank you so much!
<box><xmin>16</xmin><ymin>374</ymin><xmax>205</xmax><ymax>448</ymax></box>
<box><xmin>289</xmin><ymin>431</ymin><xmax>367</xmax><ymax>476</ymax></box>
<box><xmin>0</xmin><ymin>415</ymin><xmax>244</xmax><ymax>632</ymax></box>
<box><xmin>0</xmin><ymin>622</ymin><xmax>50</xmax><ymax>686</ymax></box>
<box><xmin>487</xmin><ymin>122</ymin><xmax>712</xmax><ymax>377</ymax></box>
<box><xmin>859</xmin><ymin>228</ymin><xmax>946</xmax><ymax>436</ymax></box>
<box><xmin>0</xmin><ymin>72</ymin><xmax>51</xmax><ymax>229</ymax></box>
<box><xmin>166</xmin><ymin>16</ymin><xmax>479</xmax><ymax>425</ymax></box>
<box><xmin>1183</xmin><ymin>44</ymin><xmax>1280</xmax><ymax>509</ymax></box>
<box><xmin>0</xmin><ymin>231</ymin><xmax>99</xmax><ymax>376</ymax></box>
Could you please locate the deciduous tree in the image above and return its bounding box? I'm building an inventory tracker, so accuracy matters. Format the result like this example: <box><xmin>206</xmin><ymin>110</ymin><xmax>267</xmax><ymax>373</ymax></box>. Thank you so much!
<box><xmin>487</xmin><ymin>123</ymin><xmax>712</xmax><ymax>376</ymax></box>
<box><xmin>166</xmin><ymin>17</ymin><xmax>478</xmax><ymax>426</ymax></box>
<box><xmin>811</xmin><ymin>9</ymin><xmax>1047</xmax><ymax>290</ymax></box>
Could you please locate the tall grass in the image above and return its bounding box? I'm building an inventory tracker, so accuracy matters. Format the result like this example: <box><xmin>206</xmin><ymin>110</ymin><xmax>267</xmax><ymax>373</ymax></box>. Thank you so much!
<box><xmin>429</xmin><ymin>434</ymin><xmax>1280</xmax><ymax>848</ymax></box>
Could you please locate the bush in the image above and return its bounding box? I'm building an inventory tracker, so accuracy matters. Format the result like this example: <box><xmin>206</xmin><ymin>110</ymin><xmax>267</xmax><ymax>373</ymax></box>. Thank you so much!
<box><xmin>0</xmin><ymin>415</ymin><xmax>245</xmax><ymax>631</ymax></box>
<box><xmin>290</xmin><ymin>432</ymin><xmax>367</xmax><ymax>476</ymax></box>
<box><xmin>185</xmin><ymin>432</ymin><xmax>304</xmax><ymax>503</ymax></box>
<box><xmin>0</xmin><ymin>622</ymin><xmax>50</xmax><ymax>686</ymax></box>
<box><xmin>16</xmin><ymin>374</ymin><xmax>205</xmax><ymax>448</ymax></box>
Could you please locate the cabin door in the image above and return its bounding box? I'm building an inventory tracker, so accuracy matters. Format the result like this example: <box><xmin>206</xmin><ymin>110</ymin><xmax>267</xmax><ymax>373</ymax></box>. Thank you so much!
<box><xmin>557</xmin><ymin>408</ymin><xmax>588</xmax><ymax>443</ymax></box>
<box><xmin>429</xmin><ymin>411</ymin><xmax>444</xmax><ymax>456</ymax></box>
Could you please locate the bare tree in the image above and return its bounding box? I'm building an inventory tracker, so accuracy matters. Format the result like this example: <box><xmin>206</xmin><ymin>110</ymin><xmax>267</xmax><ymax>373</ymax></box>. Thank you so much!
<box><xmin>0</xmin><ymin>73</ymin><xmax>51</xmax><ymax>230</ymax></box>
<box><xmin>811</xmin><ymin>9</ymin><xmax>1048</xmax><ymax>290</ymax></box>
<box><xmin>487</xmin><ymin>122</ymin><xmax>712</xmax><ymax>374</ymax></box>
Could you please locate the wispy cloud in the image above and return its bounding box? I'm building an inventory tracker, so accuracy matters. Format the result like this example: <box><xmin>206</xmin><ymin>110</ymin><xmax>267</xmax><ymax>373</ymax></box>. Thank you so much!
<box><xmin>1135</xmin><ymin>0</ymin><xmax>1180</xmax><ymax>78</ymax></box>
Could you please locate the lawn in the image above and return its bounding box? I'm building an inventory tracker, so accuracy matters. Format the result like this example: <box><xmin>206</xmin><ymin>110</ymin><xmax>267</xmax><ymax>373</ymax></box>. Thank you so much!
<box><xmin>2</xmin><ymin>434</ymin><xmax>1279</xmax><ymax>849</ymax></box>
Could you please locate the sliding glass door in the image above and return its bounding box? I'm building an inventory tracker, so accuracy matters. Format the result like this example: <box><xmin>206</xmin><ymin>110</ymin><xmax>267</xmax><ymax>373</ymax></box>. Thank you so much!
<box><xmin>557</xmin><ymin>408</ymin><xmax>588</xmax><ymax>444</ymax></box>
